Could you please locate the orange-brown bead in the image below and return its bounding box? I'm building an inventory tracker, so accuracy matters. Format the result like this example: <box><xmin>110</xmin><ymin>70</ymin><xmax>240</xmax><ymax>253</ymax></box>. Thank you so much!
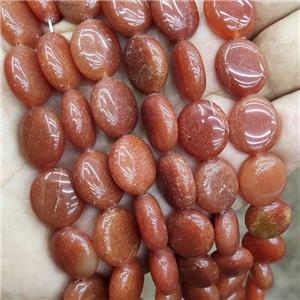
<box><xmin>142</xmin><ymin>94</ymin><xmax>178</xmax><ymax>152</ymax></box>
<box><xmin>4</xmin><ymin>45</ymin><xmax>52</xmax><ymax>107</ymax></box>
<box><xmin>183</xmin><ymin>285</ymin><xmax>220</xmax><ymax>300</ymax></box>
<box><xmin>71</xmin><ymin>19</ymin><xmax>121</xmax><ymax>81</ymax></box>
<box><xmin>37</xmin><ymin>32</ymin><xmax>81</xmax><ymax>92</ymax></box>
<box><xmin>18</xmin><ymin>107</ymin><xmax>65</xmax><ymax>169</ymax></box>
<box><xmin>27</xmin><ymin>0</ymin><xmax>61</xmax><ymax>23</ymax></box>
<box><xmin>245</xmin><ymin>276</ymin><xmax>266</xmax><ymax>300</ymax></box>
<box><xmin>72</xmin><ymin>150</ymin><xmax>123</xmax><ymax>209</ymax></box>
<box><xmin>172</xmin><ymin>40</ymin><xmax>206</xmax><ymax>102</ymax></box>
<box><xmin>250</xmin><ymin>263</ymin><xmax>273</xmax><ymax>290</ymax></box>
<box><xmin>61</xmin><ymin>90</ymin><xmax>96</xmax><ymax>151</ymax></box>
<box><xmin>51</xmin><ymin>227</ymin><xmax>98</xmax><ymax>279</ymax></box>
<box><xmin>90</xmin><ymin>77</ymin><xmax>138</xmax><ymax>138</ymax></box>
<box><xmin>124</xmin><ymin>34</ymin><xmax>168</xmax><ymax>95</ymax></box>
<box><xmin>30</xmin><ymin>168</ymin><xmax>84</xmax><ymax>228</ymax></box>
<box><xmin>1</xmin><ymin>1</ymin><xmax>43</xmax><ymax>48</ymax></box>
<box><xmin>217</xmin><ymin>272</ymin><xmax>247</xmax><ymax>299</ymax></box>
<box><xmin>93</xmin><ymin>207</ymin><xmax>140</xmax><ymax>267</ymax></box>
<box><xmin>155</xmin><ymin>284</ymin><xmax>182</xmax><ymax>300</ymax></box>
<box><xmin>102</xmin><ymin>0</ymin><xmax>152</xmax><ymax>37</ymax></box>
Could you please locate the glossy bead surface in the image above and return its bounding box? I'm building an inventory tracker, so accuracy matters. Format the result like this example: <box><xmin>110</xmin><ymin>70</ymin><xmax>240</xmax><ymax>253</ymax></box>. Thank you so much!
<box><xmin>216</xmin><ymin>39</ymin><xmax>268</xmax><ymax>97</ymax></box>
<box><xmin>134</xmin><ymin>193</ymin><xmax>168</xmax><ymax>251</ymax></box>
<box><xmin>18</xmin><ymin>107</ymin><xmax>64</xmax><ymax>169</ymax></box>
<box><xmin>27</xmin><ymin>0</ymin><xmax>61</xmax><ymax>23</ymax></box>
<box><xmin>172</xmin><ymin>40</ymin><xmax>206</xmax><ymax>102</ymax></box>
<box><xmin>245</xmin><ymin>276</ymin><xmax>265</xmax><ymax>300</ymax></box>
<box><xmin>102</xmin><ymin>0</ymin><xmax>151</xmax><ymax>37</ymax></box>
<box><xmin>141</xmin><ymin>94</ymin><xmax>178</xmax><ymax>152</ymax></box>
<box><xmin>158</xmin><ymin>151</ymin><xmax>196</xmax><ymax>210</ymax></box>
<box><xmin>124</xmin><ymin>34</ymin><xmax>168</xmax><ymax>95</ymax></box>
<box><xmin>61</xmin><ymin>90</ymin><xmax>95</xmax><ymax>150</ymax></box>
<box><xmin>212</xmin><ymin>247</ymin><xmax>253</xmax><ymax>276</ymax></box>
<box><xmin>242</xmin><ymin>232</ymin><xmax>286</xmax><ymax>263</ymax></box>
<box><xmin>90</xmin><ymin>77</ymin><xmax>138</xmax><ymax>138</ymax></box>
<box><xmin>4</xmin><ymin>45</ymin><xmax>51</xmax><ymax>107</ymax></box>
<box><xmin>204</xmin><ymin>0</ymin><xmax>256</xmax><ymax>40</ymax></box>
<box><xmin>51</xmin><ymin>227</ymin><xmax>98</xmax><ymax>279</ymax></box>
<box><xmin>226</xmin><ymin>288</ymin><xmax>246</xmax><ymax>300</ymax></box>
<box><xmin>93</xmin><ymin>207</ymin><xmax>140</xmax><ymax>267</ymax></box>
<box><xmin>214</xmin><ymin>209</ymin><xmax>239</xmax><ymax>255</ymax></box>
<box><xmin>149</xmin><ymin>247</ymin><xmax>179</xmax><ymax>295</ymax></box>
<box><xmin>155</xmin><ymin>284</ymin><xmax>182</xmax><ymax>300</ymax></box>
<box><xmin>57</xmin><ymin>0</ymin><xmax>101</xmax><ymax>24</ymax></box>
<box><xmin>71</xmin><ymin>19</ymin><xmax>121</xmax><ymax>81</ymax></box>
<box><xmin>167</xmin><ymin>209</ymin><xmax>214</xmax><ymax>257</ymax></box>
<box><xmin>229</xmin><ymin>96</ymin><xmax>281</xmax><ymax>155</ymax></box>
<box><xmin>30</xmin><ymin>168</ymin><xmax>84</xmax><ymax>228</ymax></box>
<box><xmin>38</xmin><ymin>32</ymin><xmax>81</xmax><ymax>92</ymax></box>
<box><xmin>178</xmin><ymin>255</ymin><xmax>220</xmax><ymax>288</ymax></box>
<box><xmin>178</xmin><ymin>100</ymin><xmax>229</xmax><ymax>160</ymax></box>
<box><xmin>64</xmin><ymin>276</ymin><xmax>108</xmax><ymax>300</ymax></box>
<box><xmin>151</xmin><ymin>0</ymin><xmax>199</xmax><ymax>41</ymax></box>
<box><xmin>251</xmin><ymin>263</ymin><xmax>273</xmax><ymax>290</ymax></box>
<box><xmin>109</xmin><ymin>259</ymin><xmax>144</xmax><ymax>300</ymax></box>
<box><xmin>72</xmin><ymin>150</ymin><xmax>123</xmax><ymax>209</ymax></box>
<box><xmin>239</xmin><ymin>153</ymin><xmax>287</xmax><ymax>206</ymax></box>
<box><xmin>1</xmin><ymin>1</ymin><xmax>42</xmax><ymax>48</ymax></box>
<box><xmin>108</xmin><ymin>135</ymin><xmax>156</xmax><ymax>195</ymax></box>
<box><xmin>183</xmin><ymin>285</ymin><xmax>219</xmax><ymax>300</ymax></box>
<box><xmin>195</xmin><ymin>158</ymin><xmax>238</xmax><ymax>213</ymax></box>
<box><xmin>217</xmin><ymin>272</ymin><xmax>247</xmax><ymax>298</ymax></box>
<box><xmin>245</xmin><ymin>199</ymin><xmax>291</xmax><ymax>239</ymax></box>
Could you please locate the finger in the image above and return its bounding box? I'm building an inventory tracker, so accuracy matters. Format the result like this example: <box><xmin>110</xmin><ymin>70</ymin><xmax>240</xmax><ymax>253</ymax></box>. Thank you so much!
<box><xmin>250</xmin><ymin>1</ymin><xmax>300</xmax><ymax>38</ymax></box>
<box><xmin>254</xmin><ymin>10</ymin><xmax>300</xmax><ymax>100</ymax></box>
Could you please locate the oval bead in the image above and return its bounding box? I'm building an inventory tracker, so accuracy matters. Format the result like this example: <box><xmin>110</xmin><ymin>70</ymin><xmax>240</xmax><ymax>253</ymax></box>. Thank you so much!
<box><xmin>93</xmin><ymin>207</ymin><xmax>140</xmax><ymax>267</ymax></box>
<box><xmin>18</xmin><ymin>107</ymin><xmax>65</xmax><ymax>169</ymax></box>
<box><xmin>229</xmin><ymin>96</ymin><xmax>281</xmax><ymax>155</ymax></box>
<box><xmin>51</xmin><ymin>227</ymin><xmax>98</xmax><ymax>279</ymax></box>
<box><xmin>71</xmin><ymin>19</ymin><xmax>121</xmax><ymax>81</ymax></box>
<box><xmin>151</xmin><ymin>0</ymin><xmax>199</xmax><ymax>41</ymax></box>
<box><xmin>64</xmin><ymin>276</ymin><xmax>108</xmax><ymax>300</ymax></box>
<box><xmin>109</xmin><ymin>259</ymin><xmax>144</xmax><ymax>300</ymax></box>
<box><xmin>245</xmin><ymin>276</ymin><xmax>265</xmax><ymax>300</ymax></box>
<box><xmin>124</xmin><ymin>34</ymin><xmax>168</xmax><ymax>95</ymax></box>
<box><xmin>212</xmin><ymin>247</ymin><xmax>254</xmax><ymax>276</ymax></box>
<box><xmin>1</xmin><ymin>1</ymin><xmax>42</xmax><ymax>48</ymax></box>
<box><xmin>183</xmin><ymin>285</ymin><xmax>219</xmax><ymax>300</ymax></box>
<box><xmin>149</xmin><ymin>247</ymin><xmax>179</xmax><ymax>295</ymax></box>
<box><xmin>134</xmin><ymin>193</ymin><xmax>168</xmax><ymax>251</ymax></box>
<box><xmin>214</xmin><ymin>209</ymin><xmax>239</xmax><ymax>256</ymax></box>
<box><xmin>158</xmin><ymin>151</ymin><xmax>196</xmax><ymax>210</ymax></box>
<box><xmin>72</xmin><ymin>150</ymin><xmax>123</xmax><ymax>209</ymax></box>
<box><xmin>178</xmin><ymin>255</ymin><xmax>220</xmax><ymax>288</ymax></box>
<box><xmin>90</xmin><ymin>77</ymin><xmax>138</xmax><ymax>138</ymax></box>
<box><xmin>27</xmin><ymin>0</ymin><xmax>61</xmax><ymax>23</ymax></box>
<box><xmin>102</xmin><ymin>0</ymin><xmax>152</xmax><ymax>37</ymax></box>
<box><xmin>217</xmin><ymin>272</ymin><xmax>247</xmax><ymax>299</ymax></box>
<box><xmin>239</xmin><ymin>153</ymin><xmax>287</xmax><ymax>206</ymax></box>
<box><xmin>57</xmin><ymin>0</ymin><xmax>101</xmax><ymax>24</ymax></box>
<box><xmin>108</xmin><ymin>135</ymin><xmax>156</xmax><ymax>195</ymax></box>
<box><xmin>4</xmin><ymin>45</ymin><xmax>52</xmax><ymax>107</ymax></box>
<box><xmin>30</xmin><ymin>168</ymin><xmax>84</xmax><ymax>228</ymax></box>
<box><xmin>37</xmin><ymin>32</ymin><xmax>81</xmax><ymax>92</ymax></box>
<box><xmin>178</xmin><ymin>100</ymin><xmax>229</xmax><ymax>160</ymax></box>
<box><xmin>251</xmin><ymin>263</ymin><xmax>273</xmax><ymax>290</ymax></box>
<box><xmin>167</xmin><ymin>209</ymin><xmax>214</xmax><ymax>257</ymax></box>
<box><xmin>172</xmin><ymin>40</ymin><xmax>206</xmax><ymax>102</ymax></box>
<box><xmin>141</xmin><ymin>94</ymin><xmax>178</xmax><ymax>152</ymax></box>
<box><xmin>204</xmin><ymin>0</ymin><xmax>256</xmax><ymax>40</ymax></box>
<box><xmin>61</xmin><ymin>90</ymin><xmax>96</xmax><ymax>150</ymax></box>
<box><xmin>245</xmin><ymin>199</ymin><xmax>291</xmax><ymax>239</ymax></box>
<box><xmin>155</xmin><ymin>284</ymin><xmax>182</xmax><ymax>300</ymax></box>
<box><xmin>242</xmin><ymin>232</ymin><xmax>286</xmax><ymax>263</ymax></box>
<box><xmin>195</xmin><ymin>158</ymin><xmax>238</xmax><ymax>213</ymax></box>
<box><xmin>226</xmin><ymin>288</ymin><xmax>245</xmax><ymax>300</ymax></box>
<box><xmin>215</xmin><ymin>39</ymin><xmax>268</xmax><ymax>97</ymax></box>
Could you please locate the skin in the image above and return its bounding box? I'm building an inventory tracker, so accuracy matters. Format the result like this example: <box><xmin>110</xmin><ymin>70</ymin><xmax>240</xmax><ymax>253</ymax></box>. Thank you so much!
<box><xmin>2</xmin><ymin>2</ymin><xmax>300</xmax><ymax>299</ymax></box>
